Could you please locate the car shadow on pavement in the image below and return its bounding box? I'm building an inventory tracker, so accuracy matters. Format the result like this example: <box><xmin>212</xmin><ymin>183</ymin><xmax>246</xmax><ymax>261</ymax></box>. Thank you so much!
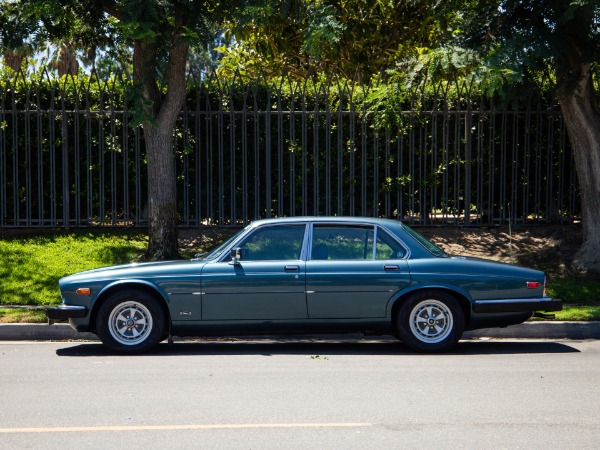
<box><xmin>54</xmin><ymin>338</ymin><xmax>581</xmax><ymax>357</ymax></box>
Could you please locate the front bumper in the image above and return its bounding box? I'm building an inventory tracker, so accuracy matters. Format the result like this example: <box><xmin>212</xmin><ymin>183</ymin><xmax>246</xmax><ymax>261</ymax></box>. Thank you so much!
<box><xmin>472</xmin><ymin>298</ymin><xmax>562</xmax><ymax>314</ymax></box>
<box><xmin>46</xmin><ymin>305</ymin><xmax>88</xmax><ymax>324</ymax></box>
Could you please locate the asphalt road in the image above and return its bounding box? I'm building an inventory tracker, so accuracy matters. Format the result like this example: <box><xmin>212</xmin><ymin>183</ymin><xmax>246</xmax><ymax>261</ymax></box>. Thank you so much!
<box><xmin>1</xmin><ymin>338</ymin><xmax>599</xmax><ymax>449</ymax></box>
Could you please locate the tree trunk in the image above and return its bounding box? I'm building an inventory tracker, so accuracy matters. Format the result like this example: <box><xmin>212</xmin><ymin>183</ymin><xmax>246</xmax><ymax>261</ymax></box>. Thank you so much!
<box><xmin>144</xmin><ymin>126</ymin><xmax>179</xmax><ymax>259</ymax></box>
<box><xmin>557</xmin><ymin>60</ymin><xmax>600</xmax><ymax>274</ymax></box>
<box><xmin>134</xmin><ymin>38</ymin><xmax>189</xmax><ymax>260</ymax></box>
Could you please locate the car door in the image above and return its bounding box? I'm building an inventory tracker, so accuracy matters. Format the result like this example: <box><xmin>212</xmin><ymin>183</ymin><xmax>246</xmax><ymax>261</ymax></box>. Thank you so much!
<box><xmin>306</xmin><ymin>224</ymin><xmax>411</xmax><ymax>319</ymax></box>
<box><xmin>201</xmin><ymin>223</ymin><xmax>308</xmax><ymax>320</ymax></box>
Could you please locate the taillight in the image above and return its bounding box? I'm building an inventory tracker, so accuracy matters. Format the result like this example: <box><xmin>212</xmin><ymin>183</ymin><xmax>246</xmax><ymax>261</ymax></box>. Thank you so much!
<box><xmin>526</xmin><ymin>281</ymin><xmax>541</xmax><ymax>289</ymax></box>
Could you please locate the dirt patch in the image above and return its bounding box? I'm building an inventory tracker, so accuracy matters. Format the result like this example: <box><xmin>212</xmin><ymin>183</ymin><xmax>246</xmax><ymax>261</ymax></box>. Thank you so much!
<box><xmin>419</xmin><ymin>225</ymin><xmax>582</xmax><ymax>276</ymax></box>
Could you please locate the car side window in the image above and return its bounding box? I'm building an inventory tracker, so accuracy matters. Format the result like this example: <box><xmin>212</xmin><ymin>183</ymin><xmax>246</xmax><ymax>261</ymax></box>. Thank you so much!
<box><xmin>237</xmin><ymin>225</ymin><xmax>306</xmax><ymax>261</ymax></box>
<box><xmin>312</xmin><ymin>226</ymin><xmax>374</xmax><ymax>260</ymax></box>
<box><xmin>375</xmin><ymin>228</ymin><xmax>407</xmax><ymax>259</ymax></box>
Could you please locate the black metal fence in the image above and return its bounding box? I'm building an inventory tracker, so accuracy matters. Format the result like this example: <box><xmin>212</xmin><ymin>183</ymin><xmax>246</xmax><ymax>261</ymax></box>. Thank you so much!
<box><xmin>0</xmin><ymin>71</ymin><xmax>579</xmax><ymax>227</ymax></box>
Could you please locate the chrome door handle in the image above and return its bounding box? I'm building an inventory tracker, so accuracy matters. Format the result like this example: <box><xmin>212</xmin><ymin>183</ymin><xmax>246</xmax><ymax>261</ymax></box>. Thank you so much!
<box><xmin>384</xmin><ymin>265</ymin><xmax>399</xmax><ymax>271</ymax></box>
<box><xmin>284</xmin><ymin>265</ymin><xmax>300</xmax><ymax>271</ymax></box>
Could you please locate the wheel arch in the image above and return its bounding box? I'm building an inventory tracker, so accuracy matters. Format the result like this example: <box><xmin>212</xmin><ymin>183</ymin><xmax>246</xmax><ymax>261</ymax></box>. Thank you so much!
<box><xmin>389</xmin><ymin>286</ymin><xmax>472</xmax><ymax>332</ymax></box>
<box><xmin>89</xmin><ymin>281</ymin><xmax>171</xmax><ymax>334</ymax></box>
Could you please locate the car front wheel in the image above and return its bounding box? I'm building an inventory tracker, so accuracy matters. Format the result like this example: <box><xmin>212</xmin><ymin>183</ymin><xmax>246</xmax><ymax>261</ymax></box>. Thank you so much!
<box><xmin>96</xmin><ymin>290</ymin><xmax>166</xmax><ymax>353</ymax></box>
<box><xmin>396</xmin><ymin>290</ymin><xmax>464</xmax><ymax>352</ymax></box>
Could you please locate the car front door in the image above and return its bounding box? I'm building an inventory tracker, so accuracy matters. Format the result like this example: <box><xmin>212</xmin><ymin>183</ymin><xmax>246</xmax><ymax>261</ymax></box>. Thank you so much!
<box><xmin>306</xmin><ymin>224</ymin><xmax>411</xmax><ymax>319</ymax></box>
<box><xmin>201</xmin><ymin>223</ymin><xmax>308</xmax><ymax>320</ymax></box>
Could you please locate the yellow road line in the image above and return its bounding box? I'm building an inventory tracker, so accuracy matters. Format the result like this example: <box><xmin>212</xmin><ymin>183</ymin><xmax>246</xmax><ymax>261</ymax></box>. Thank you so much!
<box><xmin>0</xmin><ymin>422</ymin><xmax>372</xmax><ymax>434</ymax></box>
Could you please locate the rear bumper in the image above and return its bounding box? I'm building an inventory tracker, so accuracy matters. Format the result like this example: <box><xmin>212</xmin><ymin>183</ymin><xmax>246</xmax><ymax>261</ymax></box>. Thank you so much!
<box><xmin>473</xmin><ymin>298</ymin><xmax>562</xmax><ymax>314</ymax></box>
<box><xmin>46</xmin><ymin>305</ymin><xmax>88</xmax><ymax>323</ymax></box>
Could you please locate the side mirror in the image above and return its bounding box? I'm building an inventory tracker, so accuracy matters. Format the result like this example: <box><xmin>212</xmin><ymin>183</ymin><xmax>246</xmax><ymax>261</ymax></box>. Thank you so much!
<box><xmin>229</xmin><ymin>247</ymin><xmax>242</xmax><ymax>265</ymax></box>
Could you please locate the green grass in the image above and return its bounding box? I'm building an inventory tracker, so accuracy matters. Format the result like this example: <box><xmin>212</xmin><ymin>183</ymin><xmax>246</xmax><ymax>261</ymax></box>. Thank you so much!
<box><xmin>0</xmin><ymin>230</ymin><xmax>148</xmax><ymax>307</ymax></box>
<box><xmin>547</xmin><ymin>278</ymin><xmax>600</xmax><ymax>304</ymax></box>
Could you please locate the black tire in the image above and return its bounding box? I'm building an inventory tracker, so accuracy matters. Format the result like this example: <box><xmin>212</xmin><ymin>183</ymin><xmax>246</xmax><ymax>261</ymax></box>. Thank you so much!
<box><xmin>396</xmin><ymin>290</ymin><xmax>464</xmax><ymax>353</ymax></box>
<box><xmin>95</xmin><ymin>290</ymin><xmax>166</xmax><ymax>353</ymax></box>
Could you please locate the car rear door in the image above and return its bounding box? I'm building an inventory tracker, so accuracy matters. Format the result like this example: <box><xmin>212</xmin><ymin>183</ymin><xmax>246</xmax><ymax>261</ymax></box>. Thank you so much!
<box><xmin>306</xmin><ymin>224</ymin><xmax>410</xmax><ymax>319</ymax></box>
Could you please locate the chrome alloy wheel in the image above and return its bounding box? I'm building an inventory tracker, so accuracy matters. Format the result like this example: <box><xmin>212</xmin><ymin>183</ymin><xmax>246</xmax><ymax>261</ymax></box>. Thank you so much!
<box><xmin>409</xmin><ymin>299</ymin><xmax>454</xmax><ymax>344</ymax></box>
<box><xmin>108</xmin><ymin>301</ymin><xmax>154</xmax><ymax>346</ymax></box>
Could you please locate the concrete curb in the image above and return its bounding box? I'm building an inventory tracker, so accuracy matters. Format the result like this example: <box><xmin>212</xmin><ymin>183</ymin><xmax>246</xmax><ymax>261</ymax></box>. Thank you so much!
<box><xmin>1</xmin><ymin>321</ymin><xmax>599</xmax><ymax>342</ymax></box>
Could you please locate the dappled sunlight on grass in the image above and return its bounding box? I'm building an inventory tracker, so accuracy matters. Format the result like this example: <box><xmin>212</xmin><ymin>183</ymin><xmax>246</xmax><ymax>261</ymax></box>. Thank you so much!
<box><xmin>0</xmin><ymin>231</ymin><xmax>147</xmax><ymax>306</ymax></box>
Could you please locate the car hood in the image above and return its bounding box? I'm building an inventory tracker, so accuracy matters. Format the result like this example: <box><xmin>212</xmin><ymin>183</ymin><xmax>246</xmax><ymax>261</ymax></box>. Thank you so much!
<box><xmin>59</xmin><ymin>259</ymin><xmax>205</xmax><ymax>286</ymax></box>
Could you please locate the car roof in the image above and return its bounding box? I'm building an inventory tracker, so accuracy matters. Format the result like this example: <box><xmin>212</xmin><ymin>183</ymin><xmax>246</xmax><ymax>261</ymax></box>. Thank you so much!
<box><xmin>249</xmin><ymin>216</ymin><xmax>404</xmax><ymax>228</ymax></box>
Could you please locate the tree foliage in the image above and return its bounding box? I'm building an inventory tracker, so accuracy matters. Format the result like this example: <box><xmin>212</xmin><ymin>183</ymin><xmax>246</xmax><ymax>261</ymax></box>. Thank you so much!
<box><xmin>219</xmin><ymin>0</ymin><xmax>456</xmax><ymax>82</ymax></box>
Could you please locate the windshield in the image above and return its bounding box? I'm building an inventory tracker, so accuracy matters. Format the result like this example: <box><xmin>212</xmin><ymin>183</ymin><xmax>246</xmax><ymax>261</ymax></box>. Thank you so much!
<box><xmin>201</xmin><ymin>226</ymin><xmax>250</xmax><ymax>261</ymax></box>
<box><xmin>400</xmin><ymin>223</ymin><xmax>448</xmax><ymax>258</ymax></box>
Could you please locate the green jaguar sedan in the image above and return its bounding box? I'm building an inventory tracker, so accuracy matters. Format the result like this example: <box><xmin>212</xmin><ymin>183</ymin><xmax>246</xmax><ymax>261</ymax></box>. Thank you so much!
<box><xmin>47</xmin><ymin>217</ymin><xmax>561</xmax><ymax>353</ymax></box>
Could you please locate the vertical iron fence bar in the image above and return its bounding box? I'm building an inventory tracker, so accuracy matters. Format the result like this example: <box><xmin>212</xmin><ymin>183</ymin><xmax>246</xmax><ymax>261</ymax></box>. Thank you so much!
<box><xmin>313</xmin><ymin>89</ymin><xmax>320</xmax><ymax>216</ymax></box>
<box><xmin>336</xmin><ymin>88</ymin><xmax>343</xmax><ymax>216</ymax></box>
<box><xmin>545</xmin><ymin>108</ymin><xmax>554</xmax><ymax>222</ymax></box>
<box><xmin>110</xmin><ymin>93</ymin><xmax>117</xmax><ymax>225</ymax></box>
<box><xmin>511</xmin><ymin>110</ymin><xmax>520</xmax><ymax>223</ymax></box>
<box><xmin>49</xmin><ymin>85</ymin><xmax>57</xmax><ymax>225</ymax></box>
<box><xmin>206</xmin><ymin>91</ymin><xmax>214</xmax><ymax>223</ymax></box>
<box><xmin>476</xmin><ymin>101</ymin><xmax>485</xmax><ymax>225</ymax></box>
<box><xmin>0</xmin><ymin>86</ymin><xmax>5</xmax><ymax>226</ymax></box>
<box><xmin>98</xmin><ymin>93</ymin><xmax>106</xmax><ymax>224</ymax></box>
<box><xmin>218</xmin><ymin>88</ymin><xmax>225</xmax><ymax>225</ymax></box>
<box><xmin>265</xmin><ymin>88</ymin><xmax>272</xmax><ymax>218</ymax></box>
<box><xmin>397</xmin><ymin>128</ymin><xmax>403</xmax><ymax>220</ymax></box>
<box><xmin>289</xmin><ymin>86</ymin><xmax>296</xmax><ymax>217</ymax></box>
<box><xmin>194</xmin><ymin>90</ymin><xmax>202</xmax><ymax>225</ymax></box>
<box><xmin>122</xmin><ymin>94</ymin><xmax>130</xmax><ymax>225</ymax></box>
<box><xmin>524</xmin><ymin>99</ymin><xmax>532</xmax><ymax>222</ymax></box>
<box><xmin>557</xmin><ymin>106</ymin><xmax>565</xmax><ymax>220</ymax></box>
<box><xmin>419</xmin><ymin>116</ymin><xmax>426</xmax><ymax>223</ymax></box>
<box><xmin>325</xmin><ymin>86</ymin><xmax>331</xmax><ymax>216</ymax></box>
<box><xmin>11</xmin><ymin>83</ymin><xmax>18</xmax><ymax>225</ymax></box>
<box><xmin>442</xmin><ymin>94</ymin><xmax>450</xmax><ymax>223</ymax></box>
<box><xmin>24</xmin><ymin>90</ymin><xmax>32</xmax><ymax>225</ymax></box>
<box><xmin>361</xmin><ymin>102</ymin><xmax>367</xmax><ymax>216</ymax></box>
<box><xmin>301</xmin><ymin>86</ymin><xmax>308</xmax><ymax>216</ymax></box>
<box><xmin>372</xmin><ymin>121</ymin><xmax>379</xmax><ymax>217</ymax></box>
<box><xmin>229</xmin><ymin>85</ymin><xmax>236</xmax><ymax>225</ymax></box>
<box><xmin>499</xmin><ymin>106</ymin><xmax>508</xmax><ymax>224</ymax></box>
<box><xmin>536</xmin><ymin>99</ymin><xmax>544</xmax><ymax>221</ymax></box>
<box><xmin>242</xmin><ymin>89</ymin><xmax>249</xmax><ymax>223</ymax></box>
<box><xmin>565</xmin><ymin>116</ymin><xmax>577</xmax><ymax>220</ymax></box>
<box><xmin>384</xmin><ymin>128</ymin><xmax>390</xmax><ymax>217</ymax></box>
<box><xmin>348</xmin><ymin>94</ymin><xmax>355</xmax><ymax>216</ymax></box>
<box><xmin>430</xmin><ymin>102</ymin><xmax>438</xmax><ymax>223</ymax></box>
<box><xmin>408</xmin><ymin>104</ymin><xmax>416</xmax><ymax>225</ymax></box>
<box><xmin>85</xmin><ymin>89</ymin><xmax>92</xmax><ymax>225</ymax></box>
<box><xmin>251</xmin><ymin>86</ymin><xmax>259</xmax><ymax>219</ymax></box>
<box><xmin>489</xmin><ymin>101</ymin><xmax>496</xmax><ymax>224</ymax></box>
<box><xmin>36</xmin><ymin>86</ymin><xmax>43</xmax><ymax>225</ymax></box>
<box><xmin>135</xmin><ymin>126</ymin><xmax>142</xmax><ymax>225</ymax></box>
<box><xmin>464</xmin><ymin>103</ymin><xmax>472</xmax><ymax>225</ymax></box>
<box><xmin>277</xmin><ymin>84</ymin><xmax>284</xmax><ymax>218</ymax></box>
<box><xmin>73</xmin><ymin>92</ymin><xmax>81</xmax><ymax>225</ymax></box>
<box><xmin>61</xmin><ymin>87</ymin><xmax>70</xmax><ymax>227</ymax></box>
<box><xmin>182</xmin><ymin>104</ymin><xmax>190</xmax><ymax>225</ymax></box>
<box><xmin>452</xmin><ymin>108</ymin><xmax>460</xmax><ymax>224</ymax></box>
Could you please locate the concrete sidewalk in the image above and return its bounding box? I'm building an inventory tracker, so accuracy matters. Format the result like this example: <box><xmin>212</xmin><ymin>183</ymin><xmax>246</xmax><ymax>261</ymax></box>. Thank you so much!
<box><xmin>1</xmin><ymin>321</ymin><xmax>599</xmax><ymax>341</ymax></box>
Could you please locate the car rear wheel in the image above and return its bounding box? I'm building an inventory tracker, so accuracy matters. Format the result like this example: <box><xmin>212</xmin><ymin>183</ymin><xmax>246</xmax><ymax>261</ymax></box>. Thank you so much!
<box><xmin>96</xmin><ymin>290</ymin><xmax>166</xmax><ymax>353</ymax></box>
<box><xmin>396</xmin><ymin>290</ymin><xmax>464</xmax><ymax>352</ymax></box>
